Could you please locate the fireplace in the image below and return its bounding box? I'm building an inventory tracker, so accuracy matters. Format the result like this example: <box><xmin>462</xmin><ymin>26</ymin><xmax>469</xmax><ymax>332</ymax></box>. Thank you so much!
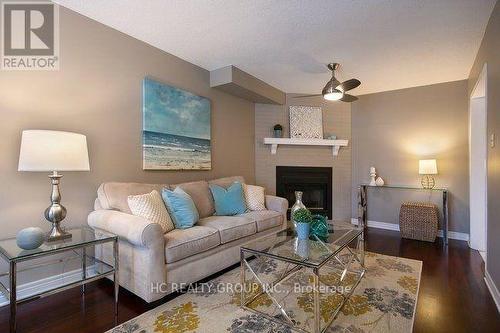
<box><xmin>276</xmin><ymin>166</ymin><xmax>332</xmax><ymax>220</ymax></box>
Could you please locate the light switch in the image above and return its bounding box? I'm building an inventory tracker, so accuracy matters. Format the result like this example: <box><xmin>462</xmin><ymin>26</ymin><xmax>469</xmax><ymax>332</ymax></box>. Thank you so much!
<box><xmin>490</xmin><ymin>133</ymin><xmax>495</xmax><ymax>148</ymax></box>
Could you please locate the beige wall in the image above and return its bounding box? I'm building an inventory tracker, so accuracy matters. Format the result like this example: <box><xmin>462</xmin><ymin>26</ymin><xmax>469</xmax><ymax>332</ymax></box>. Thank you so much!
<box><xmin>255</xmin><ymin>94</ymin><xmax>352</xmax><ymax>221</ymax></box>
<box><xmin>0</xmin><ymin>8</ymin><xmax>255</xmax><ymax>238</ymax></box>
<box><xmin>351</xmin><ymin>80</ymin><xmax>469</xmax><ymax>233</ymax></box>
<box><xmin>468</xmin><ymin>1</ymin><xmax>500</xmax><ymax>290</ymax></box>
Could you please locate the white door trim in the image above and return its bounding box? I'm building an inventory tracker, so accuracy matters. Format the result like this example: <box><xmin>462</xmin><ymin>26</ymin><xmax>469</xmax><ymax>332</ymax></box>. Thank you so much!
<box><xmin>468</xmin><ymin>63</ymin><xmax>488</xmax><ymax>258</ymax></box>
<box><xmin>485</xmin><ymin>271</ymin><xmax>500</xmax><ymax>313</ymax></box>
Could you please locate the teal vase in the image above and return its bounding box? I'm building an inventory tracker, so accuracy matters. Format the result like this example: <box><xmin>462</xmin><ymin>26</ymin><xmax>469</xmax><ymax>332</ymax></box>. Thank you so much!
<box><xmin>296</xmin><ymin>222</ymin><xmax>310</xmax><ymax>240</ymax></box>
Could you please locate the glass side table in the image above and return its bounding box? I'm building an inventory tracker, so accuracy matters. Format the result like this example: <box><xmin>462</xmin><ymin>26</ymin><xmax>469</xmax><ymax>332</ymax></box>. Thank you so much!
<box><xmin>0</xmin><ymin>226</ymin><xmax>119</xmax><ymax>333</ymax></box>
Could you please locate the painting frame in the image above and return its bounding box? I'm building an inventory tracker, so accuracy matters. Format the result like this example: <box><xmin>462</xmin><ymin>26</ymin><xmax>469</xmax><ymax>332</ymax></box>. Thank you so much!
<box><xmin>289</xmin><ymin>105</ymin><xmax>323</xmax><ymax>139</ymax></box>
<box><xmin>142</xmin><ymin>77</ymin><xmax>212</xmax><ymax>170</ymax></box>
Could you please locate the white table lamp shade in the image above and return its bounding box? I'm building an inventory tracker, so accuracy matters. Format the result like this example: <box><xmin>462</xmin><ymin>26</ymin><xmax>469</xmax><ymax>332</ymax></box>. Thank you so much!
<box><xmin>419</xmin><ymin>159</ymin><xmax>437</xmax><ymax>175</ymax></box>
<box><xmin>18</xmin><ymin>130</ymin><xmax>90</xmax><ymax>171</ymax></box>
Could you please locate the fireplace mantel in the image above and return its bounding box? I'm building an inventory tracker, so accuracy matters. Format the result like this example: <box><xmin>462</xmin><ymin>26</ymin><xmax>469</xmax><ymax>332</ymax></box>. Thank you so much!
<box><xmin>263</xmin><ymin>138</ymin><xmax>348</xmax><ymax>157</ymax></box>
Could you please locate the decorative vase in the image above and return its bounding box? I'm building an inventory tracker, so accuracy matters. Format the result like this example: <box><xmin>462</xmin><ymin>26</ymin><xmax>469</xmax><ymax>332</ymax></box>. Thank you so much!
<box><xmin>310</xmin><ymin>215</ymin><xmax>329</xmax><ymax>240</ymax></box>
<box><xmin>291</xmin><ymin>191</ymin><xmax>306</xmax><ymax>229</ymax></box>
<box><xmin>296</xmin><ymin>222</ymin><xmax>310</xmax><ymax>240</ymax></box>
<box><xmin>375</xmin><ymin>176</ymin><xmax>385</xmax><ymax>186</ymax></box>
<box><xmin>16</xmin><ymin>227</ymin><xmax>45</xmax><ymax>250</ymax></box>
<box><xmin>273</xmin><ymin>129</ymin><xmax>283</xmax><ymax>138</ymax></box>
<box><xmin>369</xmin><ymin>166</ymin><xmax>377</xmax><ymax>186</ymax></box>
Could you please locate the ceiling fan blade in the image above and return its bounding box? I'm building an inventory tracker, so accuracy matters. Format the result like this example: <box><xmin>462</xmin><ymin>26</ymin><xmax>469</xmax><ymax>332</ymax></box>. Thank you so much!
<box><xmin>292</xmin><ymin>94</ymin><xmax>323</xmax><ymax>98</ymax></box>
<box><xmin>340</xmin><ymin>94</ymin><xmax>358</xmax><ymax>102</ymax></box>
<box><xmin>337</xmin><ymin>79</ymin><xmax>361</xmax><ymax>92</ymax></box>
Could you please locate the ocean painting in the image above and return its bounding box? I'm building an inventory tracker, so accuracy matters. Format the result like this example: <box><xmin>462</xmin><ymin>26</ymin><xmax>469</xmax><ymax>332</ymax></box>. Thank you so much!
<box><xmin>143</xmin><ymin>78</ymin><xmax>211</xmax><ymax>170</ymax></box>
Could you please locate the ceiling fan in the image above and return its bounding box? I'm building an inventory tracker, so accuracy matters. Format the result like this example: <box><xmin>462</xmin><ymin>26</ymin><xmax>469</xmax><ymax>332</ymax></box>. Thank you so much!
<box><xmin>295</xmin><ymin>63</ymin><xmax>361</xmax><ymax>102</ymax></box>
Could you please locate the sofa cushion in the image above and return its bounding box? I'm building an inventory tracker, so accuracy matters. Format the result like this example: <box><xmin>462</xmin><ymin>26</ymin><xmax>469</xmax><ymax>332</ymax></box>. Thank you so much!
<box><xmin>243</xmin><ymin>184</ymin><xmax>266</xmax><ymax>211</ymax></box>
<box><xmin>97</xmin><ymin>182</ymin><xmax>168</xmax><ymax>214</ymax></box>
<box><xmin>127</xmin><ymin>190</ymin><xmax>175</xmax><ymax>233</ymax></box>
<box><xmin>164</xmin><ymin>226</ymin><xmax>220</xmax><ymax>263</ymax></box>
<box><xmin>209</xmin><ymin>182</ymin><xmax>247</xmax><ymax>216</ymax></box>
<box><xmin>239</xmin><ymin>210</ymin><xmax>283</xmax><ymax>232</ymax></box>
<box><xmin>162</xmin><ymin>187</ymin><xmax>199</xmax><ymax>229</ymax></box>
<box><xmin>208</xmin><ymin>176</ymin><xmax>245</xmax><ymax>189</ymax></box>
<box><xmin>171</xmin><ymin>180</ymin><xmax>215</xmax><ymax>218</ymax></box>
<box><xmin>198</xmin><ymin>216</ymin><xmax>256</xmax><ymax>244</ymax></box>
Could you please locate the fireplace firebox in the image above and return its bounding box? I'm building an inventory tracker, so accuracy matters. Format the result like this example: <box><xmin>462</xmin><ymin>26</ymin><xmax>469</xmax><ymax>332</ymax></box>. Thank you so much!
<box><xmin>276</xmin><ymin>166</ymin><xmax>332</xmax><ymax>220</ymax></box>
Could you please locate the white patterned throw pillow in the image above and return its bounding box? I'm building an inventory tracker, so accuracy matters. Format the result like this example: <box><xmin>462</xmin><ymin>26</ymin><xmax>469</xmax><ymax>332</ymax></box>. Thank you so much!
<box><xmin>243</xmin><ymin>184</ymin><xmax>266</xmax><ymax>211</ymax></box>
<box><xmin>127</xmin><ymin>190</ymin><xmax>174</xmax><ymax>233</ymax></box>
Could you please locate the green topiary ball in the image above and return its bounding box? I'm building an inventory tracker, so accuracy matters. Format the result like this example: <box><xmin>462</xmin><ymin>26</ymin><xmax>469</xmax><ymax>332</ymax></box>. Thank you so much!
<box><xmin>293</xmin><ymin>208</ymin><xmax>312</xmax><ymax>224</ymax></box>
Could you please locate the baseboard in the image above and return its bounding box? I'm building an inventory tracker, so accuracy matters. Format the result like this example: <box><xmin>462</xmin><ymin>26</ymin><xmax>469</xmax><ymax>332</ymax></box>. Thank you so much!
<box><xmin>350</xmin><ymin>218</ymin><xmax>469</xmax><ymax>241</ymax></box>
<box><xmin>479</xmin><ymin>251</ymin><xmax>487</xmax><ymax>263</ymax></box>
<box><xmin>485</xmin><ymin>270</ymin><xmax>500</xmax><ymax>313</ymax></box>
<box><xmin>351</xmin><ymin>218</ymin><xmax>399</xmax><ymax>231</ymax></box>
<box><xmin>0</xmin><ymin>266</ymin><xmax>96</xmax><ymax>307</ymax></box>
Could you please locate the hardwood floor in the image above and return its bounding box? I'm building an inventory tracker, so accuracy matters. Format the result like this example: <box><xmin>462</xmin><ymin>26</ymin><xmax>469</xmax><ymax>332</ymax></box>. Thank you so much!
<box><xmin>365</xmin><ymin>228</ymin><xmax>500</xmax><ymax>333</ymax></box>
<box><xmin>1</xmin><ymin>227</ymin><xmax>499</xmax><ymax>332</ymax></box>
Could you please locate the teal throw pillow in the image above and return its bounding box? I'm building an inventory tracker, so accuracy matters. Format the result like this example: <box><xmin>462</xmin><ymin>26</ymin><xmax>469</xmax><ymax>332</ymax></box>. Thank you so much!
<box><xmin>209</xmin><ymin>181</ymin><xmax>247</xmax><ymax>216</ymax></box>
<box><xmin>161</xmin><ymin>187</ymin><xmax>199</xmax><ymax>229</ymax></box>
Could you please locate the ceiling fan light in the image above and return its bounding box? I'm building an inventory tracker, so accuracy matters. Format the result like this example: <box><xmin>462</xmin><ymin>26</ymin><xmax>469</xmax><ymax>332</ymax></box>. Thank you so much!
<box><xmin>323</xmin><ymin>89</ymin><xmax>343</xmax><ymax>101</ymax></box>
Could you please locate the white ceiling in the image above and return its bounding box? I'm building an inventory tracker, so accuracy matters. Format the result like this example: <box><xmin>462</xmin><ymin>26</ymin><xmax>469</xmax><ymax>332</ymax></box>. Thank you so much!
<box><xmin>54</xmin><ymin>0</ymin><xmax>496</xmax><ymax>95</ymax></box>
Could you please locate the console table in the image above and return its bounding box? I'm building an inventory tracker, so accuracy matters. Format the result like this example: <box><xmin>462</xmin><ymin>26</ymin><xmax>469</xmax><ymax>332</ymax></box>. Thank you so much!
<box><xmin>0</xmin><ymin>226</ymin><xmax>119</xmax><ymax>332</ymax></box>
<box><xmin>357</xmin><ymin>184</ymin><xmax>449</xmax><ymax>245</ymax></box>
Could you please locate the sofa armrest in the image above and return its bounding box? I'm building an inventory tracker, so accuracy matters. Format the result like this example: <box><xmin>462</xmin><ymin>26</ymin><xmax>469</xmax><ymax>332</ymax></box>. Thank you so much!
<box><xmin>265</xmin><ymin>195</ymin><xmax>288</xmax><ymax>216</ymax></box>
<box><xmin>88</xmin><ymin>210</ymin><xmax>164</xmax><ymax>248</ymax></box>
<box><xmin>88</xmin><ymin>209</ymin><xmax>167</xmax><ymax>303</ymax></box>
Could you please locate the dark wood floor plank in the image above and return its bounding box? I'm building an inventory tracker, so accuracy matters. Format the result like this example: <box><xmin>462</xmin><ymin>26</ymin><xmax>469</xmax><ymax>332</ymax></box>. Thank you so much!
<box><xmin>0</xmin><ymin>227</ymin><xmax>499</xmax><ymax>332</ymax></box>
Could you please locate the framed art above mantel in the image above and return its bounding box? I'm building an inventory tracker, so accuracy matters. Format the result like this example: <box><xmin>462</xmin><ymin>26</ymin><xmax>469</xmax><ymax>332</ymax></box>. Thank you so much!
<box><xmin>289</xmin><ymin>105</ymin><xmax>323</xmax><ymax>139</ymax></box>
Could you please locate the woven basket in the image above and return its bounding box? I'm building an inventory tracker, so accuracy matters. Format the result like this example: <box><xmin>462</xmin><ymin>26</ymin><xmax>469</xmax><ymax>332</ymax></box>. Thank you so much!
<box><xmin>399</xmin><ymin>202</ymin><xmax>439</xmax><ymax>242</ymax></box>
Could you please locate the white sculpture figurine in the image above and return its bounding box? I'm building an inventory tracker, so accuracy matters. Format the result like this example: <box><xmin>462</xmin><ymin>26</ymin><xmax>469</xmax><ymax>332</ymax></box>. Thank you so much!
<box><xmin>369</xmin><ymin>166</ymin><xmax>377</xmax><ymax>186</ymax></box>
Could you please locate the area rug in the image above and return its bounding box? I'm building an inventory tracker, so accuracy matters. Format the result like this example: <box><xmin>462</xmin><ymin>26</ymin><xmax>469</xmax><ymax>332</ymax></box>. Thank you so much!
<box><xmin>108</xmin><ymin>251</ymin><xmax>422</xmax><ymax>333</ymax></box>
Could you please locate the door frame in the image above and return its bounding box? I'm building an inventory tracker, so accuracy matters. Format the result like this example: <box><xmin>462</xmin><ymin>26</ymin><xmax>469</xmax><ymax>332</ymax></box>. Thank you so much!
<box><xmin>468</xmin><ymin>63</ymin><xmax>488</xmax><ymax>259</ymax></box>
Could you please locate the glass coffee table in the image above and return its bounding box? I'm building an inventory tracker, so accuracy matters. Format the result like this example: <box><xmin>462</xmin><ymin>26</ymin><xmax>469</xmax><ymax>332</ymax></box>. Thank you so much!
<box><xmin>0</xmin><ymin>226</ymin><xmax>119</xmax><ymax>333</ymax></box>
<box><xmin>240</xmin><ymin>223</ymin><xmax>365</xmax><ymax>333</ymax></box>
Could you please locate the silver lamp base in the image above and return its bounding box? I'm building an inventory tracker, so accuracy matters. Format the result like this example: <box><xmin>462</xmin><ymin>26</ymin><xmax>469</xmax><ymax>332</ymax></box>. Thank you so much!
<box><xmin>45</xmin><ymin>171</ymin><xmax>72</xmax><ymax>242</ymax></box>
<box><xmin>47</xmin><ymin>223</ymin><xmax>72</xmax><ymax>242</ymax></box>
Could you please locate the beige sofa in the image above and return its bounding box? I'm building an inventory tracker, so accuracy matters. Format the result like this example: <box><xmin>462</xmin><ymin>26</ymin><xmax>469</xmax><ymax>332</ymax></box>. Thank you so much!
<box><xmin>87</xmin><ymin>176</ymin><xmax>288</xmax><ymax>303</ymax></box>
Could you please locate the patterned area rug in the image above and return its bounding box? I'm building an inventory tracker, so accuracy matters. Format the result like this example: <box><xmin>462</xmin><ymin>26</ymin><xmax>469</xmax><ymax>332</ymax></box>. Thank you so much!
<box><xmin>108</xmin><ymin>251</ymin><xmax>421</xmax><ymax>333</ymax></box>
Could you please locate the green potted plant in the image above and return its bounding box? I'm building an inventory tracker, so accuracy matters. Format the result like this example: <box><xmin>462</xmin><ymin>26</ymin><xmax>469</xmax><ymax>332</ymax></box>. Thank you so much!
<box><xmin>273</xmin><ymin>124</ymin><xmax>283</xmax><ymax>138</ymax></box>
<box><xmin>293</xmin><ymin>208</ymin><xmax>312</xmax><ymax>240</ymax></box>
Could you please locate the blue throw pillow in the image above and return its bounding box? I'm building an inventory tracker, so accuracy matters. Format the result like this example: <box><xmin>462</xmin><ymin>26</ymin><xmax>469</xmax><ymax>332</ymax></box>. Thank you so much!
<box><xmin>209</xmin><ymin>181</ymin><xmax>247</xmax><ymax>216</ymax></box>
<box><xmin>161</xmin><ymin>187</ymin><xmax>199</xmax><ymax>229</ymax></box>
